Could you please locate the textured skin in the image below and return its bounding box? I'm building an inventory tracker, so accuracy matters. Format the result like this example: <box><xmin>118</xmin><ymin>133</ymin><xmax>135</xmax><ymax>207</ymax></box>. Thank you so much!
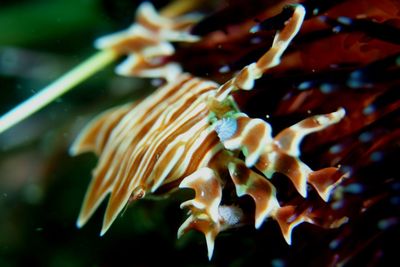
<box><xmin>71</xmin><ymin>3</ymin><xmax>347</xmax><ymax>259</ymax></box>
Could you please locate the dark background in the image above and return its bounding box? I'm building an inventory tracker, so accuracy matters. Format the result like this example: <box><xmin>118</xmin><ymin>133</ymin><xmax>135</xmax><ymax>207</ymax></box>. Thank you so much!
<box><xmin>1</xmin><ymin>0</ymin><xmax>399</xmax><ymax>266</ymax></box>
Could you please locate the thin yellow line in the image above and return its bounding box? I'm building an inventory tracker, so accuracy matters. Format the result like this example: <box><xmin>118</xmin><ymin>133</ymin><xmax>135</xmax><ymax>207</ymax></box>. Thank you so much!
<box><xmin>0</xmin><ymin>0</ymin><xmax>199</xmax><ymax>135</ymax></box>
<box><xmin>0</xmin><ymin>49</ymin><xmax>118</xmax><ymax>134</ymax></box>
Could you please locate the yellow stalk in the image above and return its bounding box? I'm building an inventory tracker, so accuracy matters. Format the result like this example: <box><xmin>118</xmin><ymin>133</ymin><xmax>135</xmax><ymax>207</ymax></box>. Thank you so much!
<box><xmin>0</xmin><ymin>50</ymin><xmax>118</xmax><ymax>134</ymax></box>
<box><xmin>0</xmin><ymin>0</ymin><xmax>197</xmax><ymax>135</ymax></box>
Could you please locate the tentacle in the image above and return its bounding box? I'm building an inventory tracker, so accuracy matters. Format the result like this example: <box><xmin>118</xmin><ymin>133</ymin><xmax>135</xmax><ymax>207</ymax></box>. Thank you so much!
<box><xmin>227</xmin><ymin>159</ymin><xmax>335</xmax><ymax>245</ymax></box>
<box><xmin>178</xmin><ymin>214</ymin><xmax>218</xmax><ymax>260</ymax></box>
<box><xmin>178</xmin><ymin>167</ymin><xmax>223</xmax><ymax>260</ymax></box>
<box><xmin>75</xmin><ymin>163</ymin><xmax>120</xmax><ymax>229</ymax></box>
<box><xmin>216</xmin><ymin>109</ymin><xmax>345</xmax><ymax>200</ymax></box>
<box><xmin>215</xmin><ymin>5</ymin><xmax>306</xmax><ymax>100</ymax></box>
<box><xmin>94</xmin><ymin>2</ymin><xmax>201</xmax><ymax>82</ymax></box>
<box><xmin>71</xmin><ymin>103</ymin><xmax>137</xmax><ymax>228</ymax></box>
<box><xmin>179</xmin><ymin>168</ymin><xmax>222</xmax><ymax>224</ymax></box>
<box><xmin>308</xmin><ymin>167</ymin><xmax>347</xmax><ymax>202</ymax></box>
<box><xmin>73</xmin><ymin>75</ymin><xmax>202</xmax><ymax>230</ymax></box>
<box><xmin>99</xmin><ymin>94</ymin><xmax>217</xmax><ymax>234</ymax></box>
<box><xmin>228</xmin><ymin>159</ymin><xmax>280</xmax><ymax>228</ymax></box>
<box><xmin>274</xmin><ymin>206</ymin><xmax>314</xmax><ymax>245</ymax></box>
<box><xmin>116</xmin><ymin>54</ymin><xmax>182</xmax><ymax>82</ymax></box>
<box><xmin>95</xmin><ymin>2</ymin><xmax>200</xmax><ymax>52</ymax></box>
<box><xmin>274</xmin><ymin>108</ymin><xmax>346</xmax><ymax>157</ymax></box>
<box><xmin>134</xmin><ymin>2</ymin><xmax>201</xmax><ymax>41</ymax></box>
<box><xmin>256</xmin><ymin>151</ymin><xmax>311</xmax><ymax>198</ymax></box>
<box><xmin>253</xmin><ymin>4</ymin><xmax>306</xmax><ymax>75</ymax></box>
<box><xmin>70</xmin><ymin>103</ymin><xmax>135</xmax><ymax>156</ymax></box>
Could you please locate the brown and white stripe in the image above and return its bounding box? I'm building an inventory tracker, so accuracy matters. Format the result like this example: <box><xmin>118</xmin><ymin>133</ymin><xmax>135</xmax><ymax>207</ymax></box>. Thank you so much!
<box><xmin>216</xmin><ymin>109</ymin><xmax>346</xmax><ymax>200</ymax></box>
<box><xmin>71</xmin><ymin>74</ymin><xmax>223</xmax><ymax>235</ymax></box>
<box><xmin>94</xmin><ymin>2</ymin><xmax>201</xmax><ymax>82</ymax></box>
<box><xmin>71</xmin><ymin>3</ymin><xmax>346</xmax><ymax>260</ymax></box>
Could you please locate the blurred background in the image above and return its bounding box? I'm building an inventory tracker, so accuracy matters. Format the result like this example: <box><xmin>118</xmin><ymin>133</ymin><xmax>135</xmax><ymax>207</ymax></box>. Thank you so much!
<box><xmin>1</xmin><ymin>0</ymin><xmax>399</xmax><ymax>266</ymax></box>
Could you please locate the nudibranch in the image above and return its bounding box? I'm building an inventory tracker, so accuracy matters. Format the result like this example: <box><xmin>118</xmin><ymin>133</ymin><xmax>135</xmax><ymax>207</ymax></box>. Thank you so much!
<box><xmin>71</xmin><ymin>2</ymin><xmax>346</xmax><ymax>259</ymax></box>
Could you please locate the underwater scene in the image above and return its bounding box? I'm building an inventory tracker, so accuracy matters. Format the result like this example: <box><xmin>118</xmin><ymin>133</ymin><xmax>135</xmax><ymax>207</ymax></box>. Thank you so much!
<box><xmin>0</xmin><ymin>0</ymin><xmax>399</xmax><ymax>266</ymax></box>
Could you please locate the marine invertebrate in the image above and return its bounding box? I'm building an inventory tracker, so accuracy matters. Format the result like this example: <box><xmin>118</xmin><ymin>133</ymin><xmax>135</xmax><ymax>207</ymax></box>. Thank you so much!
<box><xmin>70</xmin><ymin>2</ymin><xmax>347</xmax><ymax>259</ymax></box>
<box><xmin>1</xmin><ymin>0</ymin><xmax>399</xmax><ymax>266</ymax></box>
<box><xmin>0</xmin><ymin>0</ymin><xmax>400</xmax><ymax>266</ymax></box>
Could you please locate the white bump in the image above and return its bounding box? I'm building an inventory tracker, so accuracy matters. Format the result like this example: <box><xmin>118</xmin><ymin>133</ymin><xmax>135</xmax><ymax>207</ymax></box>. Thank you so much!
<box><xmin>215</xmin><ymin>117</ymin><xmax>237</xmax><ymax>142</ymax></box>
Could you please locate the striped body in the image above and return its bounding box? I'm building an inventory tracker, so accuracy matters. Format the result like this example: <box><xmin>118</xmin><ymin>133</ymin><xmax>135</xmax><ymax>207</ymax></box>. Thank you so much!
<box><xmin>71</xmin><ymin>3</ymin><xmax>347</xmax><ymax>259</ymax></box>
<box><xmin>71</xmin><ymin>74</ymin><xmax>225</xmax><ymax>234</ymax></box>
